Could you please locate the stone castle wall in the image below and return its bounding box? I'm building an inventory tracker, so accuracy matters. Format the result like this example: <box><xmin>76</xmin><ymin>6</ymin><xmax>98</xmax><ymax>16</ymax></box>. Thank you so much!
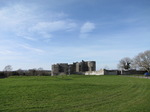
<box><xmin>52</xmin><ymin>60</ymin><xmax>96</xmax><ymax>75</ymax></box>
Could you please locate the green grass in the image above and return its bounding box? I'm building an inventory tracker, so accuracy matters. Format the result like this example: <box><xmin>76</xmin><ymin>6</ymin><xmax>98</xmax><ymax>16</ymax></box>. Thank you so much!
<box><xmin>0</xmin><ymin>75</ymin><xmax>150</xmax><ymax>112</ymax></box>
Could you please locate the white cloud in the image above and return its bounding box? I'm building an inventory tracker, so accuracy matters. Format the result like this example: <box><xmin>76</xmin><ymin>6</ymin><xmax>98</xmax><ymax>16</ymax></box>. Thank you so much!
<box><xmin>20</xmin><ymin>44</ymin><xmax>45</xmax><ymax>54</ymax></box>
<box><xmin>80</xmin><ymin>22</ymin><xmax>95</xmax><ymax>38</ymax></box>
<box><xmin>80</xmin><ymin>22</ymin><xmax>95</xmax><ymax>33</ymax></box>
<box><xmin>0</xmin><ymin>4</ymin><xmax>34</xmax><ymax>30</ymax></box>
<box><xmin>0</xmin><ymin>3</ymin><xmax>77</xmax><ymax>41</ymax></box>
<box><xmin>0</xmin><ymin>50</ymin><xmax>14</xmax><ymax>55</ymax></box>
<box><xmin>22</xmin><ymin>36</ymin><xmax>37</xmax><ymax>41</ymax></box>
<box><xmin>39</xmin><ymin>32</ymin><xmax>52</xmax><ymax>39</ymax></box>
<box><xmin>30</xmin><ymin>20</ymin><xmax>77</xmax><ymax>33</ymax></box>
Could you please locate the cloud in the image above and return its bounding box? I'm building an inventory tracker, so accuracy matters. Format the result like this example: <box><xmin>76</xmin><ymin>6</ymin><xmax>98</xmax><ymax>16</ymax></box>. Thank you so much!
<box><xmin>20</xmin><ymin>44</ymin><xmax>45</xmax><ymax>54</ymax></box>
<box><xmin>22</xmin><ymin>36</ymin><xmax>37</xmax><ymax>41</ymax></box>
<box><xmin>80</xmin><ymin>22</ymin><xmax>95</xmax><ymax>38</ymax></box>
<box><xmin>30</xmin><ymin>20</ymin><xmax>77</xmax><ymax>34</ymax></box>
<box><xmin>0</xmin><ymin>3</ymin><xmax>77</xmax><ymax>41</ymax></box>
<box><xmin>0</xmin><ymin>50</ymin><xmax>14</xmax><ymax>55</ymax></box>
<box><xmin>0</xmin><ymin>4</ymin><xmax>34</xmax><ymax>30</ymax></box>
<box><xmin>80</xmin><ymin>22</ymin><xmax>95</xmax><ymax>33</ymax></box>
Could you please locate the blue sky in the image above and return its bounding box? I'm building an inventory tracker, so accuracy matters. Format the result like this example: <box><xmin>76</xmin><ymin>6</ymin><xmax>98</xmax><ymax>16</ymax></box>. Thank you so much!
<box><xmin>0</xmin><ymin>0</ymin><xmax>150</xmax><ymax>70</ymax></box>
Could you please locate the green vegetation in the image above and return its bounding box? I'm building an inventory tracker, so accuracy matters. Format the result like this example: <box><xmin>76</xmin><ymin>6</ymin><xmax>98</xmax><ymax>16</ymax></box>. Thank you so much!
<box><xmin>0</xmin><ymin>75</ymin><xmax>150</xmax><ymax>112</ymax></box>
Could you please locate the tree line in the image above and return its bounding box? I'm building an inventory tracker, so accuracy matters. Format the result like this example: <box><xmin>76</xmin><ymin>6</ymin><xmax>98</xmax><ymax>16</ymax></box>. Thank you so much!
<box><xmin>0</xmin><ymin>66</ymin><xmax>51</xmax><ymax>78</ymax></box>
<box><xmin>118</xmin><ymin>50</ymin><xmax>150</xmax><ymax>73</ymax></box>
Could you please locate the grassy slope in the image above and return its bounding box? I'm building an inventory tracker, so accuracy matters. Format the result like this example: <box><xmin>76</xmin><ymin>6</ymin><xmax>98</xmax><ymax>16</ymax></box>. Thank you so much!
<box><xmin>0</xmin><ymin>75</ymin><xmax>150</xmax><ymax>112</ymax></box>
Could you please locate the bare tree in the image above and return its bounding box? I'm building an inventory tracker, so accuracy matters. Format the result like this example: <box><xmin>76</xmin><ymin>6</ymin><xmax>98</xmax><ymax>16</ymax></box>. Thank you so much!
<box><xmin>37</xmin><ymin>67</ymin><xmax>43</xmax><ymax>71</ymax></box>
<box><xmin>3</xmin><ymin>65</ymin><xmax>13</xmax><ymax>76</ymax></box>
<box><xmin>117</xmin><ymin>57</ymin><xmax>132</xmax><ymax>70</ymax></box>
<box><xmin>133</xmin><ymin>50</ymin><xmax>150</xmax><ymax>72</ymax></box>
<box><xmin>29</xmin><ymin>68</ymin><xmax>37</xmax><ymax>76</ymax></box>
<box><xmin>4</xmin><ymin>65</ymin><xmax>13</xmax><ymax>71</ymax></box>
<box><xmin>17</xmin><ymin>69</ymin><xmax>25</xmax><ymax>76</ymax></box>
<box><xmin>37</xmin><ymin>67</ymin><xmax>44</xmax><ymax>76</ymax></box>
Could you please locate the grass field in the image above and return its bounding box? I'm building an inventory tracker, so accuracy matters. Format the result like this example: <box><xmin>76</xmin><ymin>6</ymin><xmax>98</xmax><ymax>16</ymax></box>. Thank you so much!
<box><xmin>0</xmin><ymin>75</ymin><xmax>150</xmax><ymax>112</ymax></box>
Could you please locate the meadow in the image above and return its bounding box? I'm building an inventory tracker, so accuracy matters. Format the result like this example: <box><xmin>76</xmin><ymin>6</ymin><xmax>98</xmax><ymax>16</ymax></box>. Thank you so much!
<box><xmin>0</xmin><ymin>75</ymin><xmax>150</xmax><ymax>112</ymax></box>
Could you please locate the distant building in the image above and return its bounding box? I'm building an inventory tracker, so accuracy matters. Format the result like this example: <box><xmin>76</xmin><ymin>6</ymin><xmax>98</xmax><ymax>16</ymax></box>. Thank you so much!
<box><xmin>52</xmin><ymin>63</ymin><xmax>68</xmax><ymax>75</ymax></box>
<box><xmin>51</xmin><ymin>60</ymin><xmax>96</xmax><ymax>76</ymax></box>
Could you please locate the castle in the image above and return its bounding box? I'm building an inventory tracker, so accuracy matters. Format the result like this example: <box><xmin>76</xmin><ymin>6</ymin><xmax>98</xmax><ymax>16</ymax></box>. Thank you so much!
<box><xmin>51</xmin><ymin>60</ymin><xmax>96</xmax><ymax>75</ymax></box>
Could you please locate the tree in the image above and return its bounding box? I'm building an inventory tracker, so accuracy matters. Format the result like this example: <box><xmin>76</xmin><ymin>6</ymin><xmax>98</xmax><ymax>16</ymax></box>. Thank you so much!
<box><xmin>37</xmin><ymin>67</ymin><xmax>44</xmax><ymax>76</ymax></box>
<box><xmin>3</xmin><ymin>65</ymin><xmax>13</xmax><ymax>71</ymax></box>
<box><xmin>3</xmin><ymin>65</ymin><xmax>13</xmax><ymax>76</ymax></box>
<box><xmin>117</xmin><ymin>57</ymin><xmax>132</xmax><ymax>70</ymax></box>
<box><xmin>29</xmin><ymin>68</ymin><xmax>37</xmax><ymax>76</ymax></box>
<box><xmin>133</xmin><ymin>50</ymin><xmax>150</xmax><ymax>72</ymax></box>
<box><xmin>17</xmin><ymin>69</ymin><xmax>25</xmax><ymax>76</ymax></box>
<box><xmin>37</xmin><ymin>67</ymin><xmax>43</xmax><ymax>71</ymax></box>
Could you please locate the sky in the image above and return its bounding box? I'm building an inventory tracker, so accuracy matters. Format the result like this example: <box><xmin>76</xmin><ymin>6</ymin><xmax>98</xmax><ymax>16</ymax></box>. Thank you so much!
<box><xmin>0</xmin><ymin>0</ymin><xmax>150</xmax><ymax>70</ymax></box>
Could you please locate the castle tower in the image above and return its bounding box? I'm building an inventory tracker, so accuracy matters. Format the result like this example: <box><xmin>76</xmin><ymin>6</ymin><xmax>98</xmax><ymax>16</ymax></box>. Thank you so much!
<box><xmin>87</xmin><ymin>61</ymin><xmax>96</xmax><ymax>71</ymax></box>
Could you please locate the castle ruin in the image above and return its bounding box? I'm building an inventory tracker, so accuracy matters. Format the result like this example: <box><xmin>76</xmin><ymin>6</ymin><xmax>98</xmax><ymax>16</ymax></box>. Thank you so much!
<box><xmin>51</xmin><ymin>60</ymin><xmax>96</xmax><ymax>76</ymax></box>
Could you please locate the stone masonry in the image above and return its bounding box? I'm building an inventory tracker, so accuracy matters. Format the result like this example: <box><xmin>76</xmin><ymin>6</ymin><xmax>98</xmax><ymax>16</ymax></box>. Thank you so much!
<box><xmin>51</xmin><ymin>60</ymin><xmax>96</xmax><ymax>76</ymax></box>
